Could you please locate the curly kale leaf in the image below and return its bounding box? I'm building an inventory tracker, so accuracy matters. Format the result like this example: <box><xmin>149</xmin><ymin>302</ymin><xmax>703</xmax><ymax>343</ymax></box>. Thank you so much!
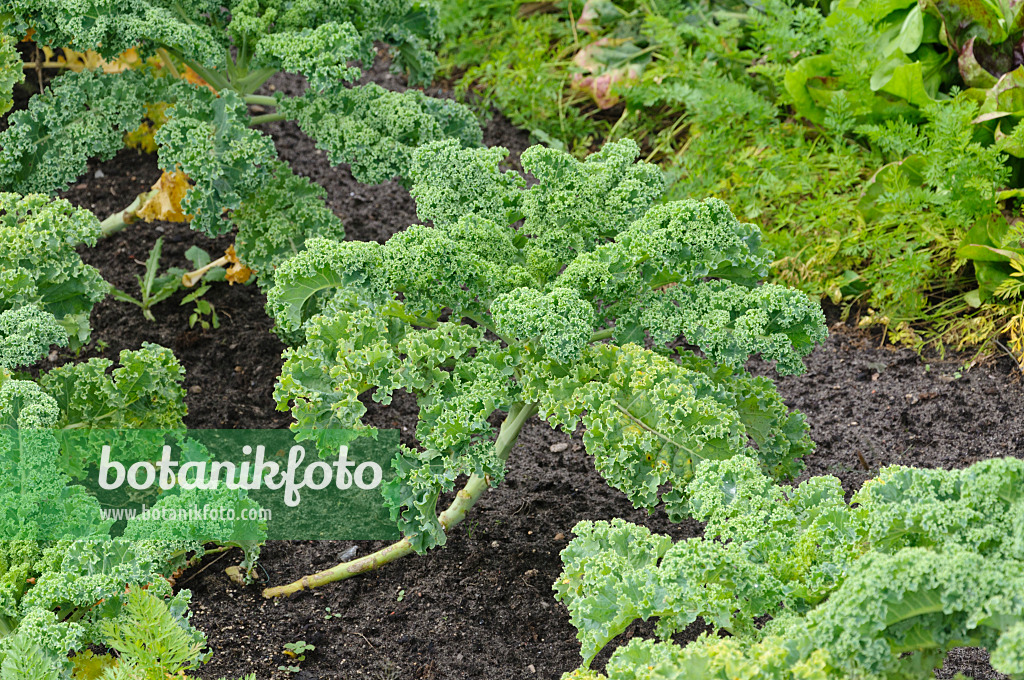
<box><xmin>0</xmin><ymin>70</ymin><xmax>159</xmax><ymax>196</ymax></box>
<box><xmin>557</xmin><ymin>456</ymin><xmax>1024</xmax><ymax>676</ymax></box>
<box><xmin>0</xmin><ymin>30</ymin><xmax>21</xmax><ymax>118</ymax></box>
<box><xmin>493</xmin><ymin>287</ymin><xmax>595</xmax><ymax>363</ymax></box>
<box><xmin>520</xmin><ymin>346</ymin><xmax>810</xmax><ymax>519</ymax></box>
<box><xmin>270</xmin><ymin>140</ymin><xmax>826</xmax><ymax>549</ymax></box>
<box><xmin>409</xmin><ymin>140</ymin><xmax>525</xmax><ymax>227</ymax></box>
<box><xmin>0</xmin><ymin>380</ymin><xmax>60</xmax><ymax>430</ymax></box>
<box><xmin>800</xmin><ymin>548</ymin><xmax>1024</xmax><ymax>678</ymax></box>
<box><xmin>266</xmin><ymin>239</ymin><xmax>390</xmax><ymax>341</ymax></box>
<box><xmin>277</xmin><ymin>305</ymin><xmax>516</xmax><ymax>551</ymax></box>
<box><xmin>344</xmin><ymin>0</ymin><xmax>442</xmax><ymax>85</ymax></box>
<box><xmin>381</xmin><ymin>216</ymin><xmax>533</xmax><ymax>319</ymax></box>
<box><xmin>155</xmin><ymin>89</ymin><xmax>277</xmax><ymax>236</ymax></box>
<box><xmin>517</xmin><ymin>139</ymin><xmax>664</xmax><ymax>277</ymax></box>
<box><xmin>122</xmin><ymin>483</ymin><xmax>266</xmax><ymax>576</ymax></box>
<box><xmin>0</xmin><ymin>428</ymin><xmax>109</xmax><ymax>542</ymax></box>
<box><xmin>409</xmin><ymin>139</ymin><xmax>664</xmax><ymax>279</ymax></box>
<box><xmin>853</xmin><ymin>455</ymin><xmax>1024</xmax><ymax>558</ymax></box>
<box><xmin>277</xmin><ymin>83</ymin><xmax>482</xmax><ymax>186</ymax></box>
<box><xmin>232</xmin><ymin>162</ymin><xmax>346</xmax><ymax>289</ymax></box>
<box><xmin>269</xmin><ymin>0</ymin><xmax>442</xmax><ymax>84</ymax></box>
<box><xmin>0</xmin><ymin>307</ymin><xmax>66</xmax><ymax>371</ymax></box>
<box><xmin>230</xmin><ymin>0</ymin><xmax>441</xmax><ymax>84</ymax></box>
<box><xmin>6</xmin><ymin>0</ymin><xmax>225</xmax><ymax>66</ymax></box>
<box><xmin>39</xmin><ymin>342</ymin><xmax>186</xmax><ymax>432</ymax></box>
<box><xmin>0</xmin><ymin>193</ymin><xmax>106</xmax><ymax>348</ymax></box>
<box><xmin>252</xmin><ymin>22</ymin><xmax>363</xmax><ymax>92</ymax></box>
<box><xmin>275</xmin><ymin>306</ymin><xmax>402</xmax><ymax>434</ymax></box>
<box><xmin>620</xmin><ymin>281</ymin><xmax>827</xmax><ymax>375</ymax></box>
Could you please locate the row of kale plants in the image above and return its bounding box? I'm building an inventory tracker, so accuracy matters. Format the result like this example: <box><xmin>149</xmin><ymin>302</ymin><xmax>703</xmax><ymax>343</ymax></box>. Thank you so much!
<box><xmin>0</xmin><ymin>1</ymin><xmax>1021</xmax><ymax>679</ymax></box>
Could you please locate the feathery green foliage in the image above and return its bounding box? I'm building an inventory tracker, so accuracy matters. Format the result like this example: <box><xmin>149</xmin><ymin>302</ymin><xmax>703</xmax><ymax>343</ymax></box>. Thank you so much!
<box><xmin>0</xmin><ymin>347</ymin><xmax>263</xmax><ymax>678</ymax></box>
<box><xmin>439</xmin><ymin>0</ymin><xmax>1024</xmax><ymax>356</ymax></box>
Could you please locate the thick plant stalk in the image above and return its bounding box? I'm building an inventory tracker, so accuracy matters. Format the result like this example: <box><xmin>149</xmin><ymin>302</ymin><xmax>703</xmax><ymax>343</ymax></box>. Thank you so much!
<box><xmin>99</xmin><ymin>192</ymin><xmax>151</xmax><ymax>237</ymax></box>
<box><xmin>261</xmin><ymin>402</ymin><xmax>540</xmax><ymax>598</ymax></box>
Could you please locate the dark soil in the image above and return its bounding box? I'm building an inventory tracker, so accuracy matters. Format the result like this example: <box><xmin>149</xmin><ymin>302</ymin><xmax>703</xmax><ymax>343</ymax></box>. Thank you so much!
<box><xmin>12</xmin><ymin>58</ymin><xmax>1022</xmax><ymax>680</ymax></box>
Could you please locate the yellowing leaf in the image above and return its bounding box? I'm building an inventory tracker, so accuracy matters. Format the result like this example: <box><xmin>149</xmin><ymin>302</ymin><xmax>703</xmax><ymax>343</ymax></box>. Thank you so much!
<box><xmin>224</xmin><ymin>244</ymin><xmax>253</xmax><ymax>284</ymax></box>
<box><xmin>70</xmin><ymin>650</ymin><xmax>117</xmax><ymax>680</ymax></box>
<box><xmin>125</xmin><ymin>102</ymin><xmax>171</xmax><ymax>153</ymax></box>
<box><xmin>137</xmin><ymin>171</ymin><xmax>193</xmax><ymax>223</ymax></box>
<box><xmin>183</xmin><ymin>64</ymin><xmax>218</xmax><ymax>93</ymax></box>
<box><xmin>46</xmin><ymin>46</ymin><xmax>144</xmax><ymax>73</ymax></box>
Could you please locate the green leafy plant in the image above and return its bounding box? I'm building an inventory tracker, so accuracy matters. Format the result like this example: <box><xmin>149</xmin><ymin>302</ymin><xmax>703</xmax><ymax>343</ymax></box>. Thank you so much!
<box><xmin>555</xmin><ymin>454</ymin><xmax>1024</xmax><ymax>679</ymax></box>
<box><xmin>180</xmin><ymin>283</ymin><xmax>219</xmax><ymax>331</ymax></box>
<box><xmin>440</xmin><ymin>0</ymin><xmax>1024</xmax><ymax>356</ymax></box>
<box><xmin>109</xmin><ymin>237</ymin><xmax>185</xmax><ymax>322</ymax></box>
<box><xmin>0</xmin><ymin>193</ymin><xmax>107</xmax><ymax>349</ymax></box>
<box><xmin>261</xmin><ymin>138</ymin><xmax>825</xmax><ymax>598</ymax></box>
<box><xmin>1</xmin><ymin>0</ymin><xmax>482</xmax><ymax>289</ymax></box>
<box><xmin>0</xmin><ymin>287</ymin><xmax>266</xmax><ymax>674</ymax></box>
<box><xmin>278</xmin><ymin>640</ymin><xmax>315</xmax><ymax>674</ymax></box>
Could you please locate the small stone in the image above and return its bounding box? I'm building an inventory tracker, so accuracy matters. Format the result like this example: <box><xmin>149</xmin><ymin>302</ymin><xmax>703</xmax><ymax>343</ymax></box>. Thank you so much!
<box><xmin>528</xmin><ymin>665</ymin><xmax>536</xmax><ymax>674</ymax></box>
<box><xmin>234</xmin><ymin>366</ymin><xmax>243</xmax><ymax>373</ymax></box>
<box><xmin>490</xmin><ymin>540</ymin><xmax>499</xmax><ymax>548</ymax></box>
<box><xmin>554</xmin><ymin>532</ymin><xmax>565</xmax><ymax>541</ymax></box>
<box><xmin>94</xmin><ymin>169</ymin><xmax>105</xmax><ymax>178</ymax></box>
<box><xmin>189</xmin><ymin>385</ymin><xmax>202</xmax><ymax>394</ymax></box>
<box><xmin>549</xmin><ymin>442</ymin><xmax>569</xmax><ymax>453</ymax></box>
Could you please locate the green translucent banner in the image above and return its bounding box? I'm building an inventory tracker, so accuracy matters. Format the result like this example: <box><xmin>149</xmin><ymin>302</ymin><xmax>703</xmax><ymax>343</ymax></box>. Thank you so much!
<box><xmin>0</xmin><ymin>428</ymin><xmax>401</xmax><ymax>541</ymax></box>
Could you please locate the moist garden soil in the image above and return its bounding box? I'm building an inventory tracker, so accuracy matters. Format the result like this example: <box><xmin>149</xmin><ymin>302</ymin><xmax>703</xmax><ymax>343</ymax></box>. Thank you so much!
<box><xmin>14</xmin><ymin>61</ymin><xmax>1024</xmax><ymax>680</ymax></box>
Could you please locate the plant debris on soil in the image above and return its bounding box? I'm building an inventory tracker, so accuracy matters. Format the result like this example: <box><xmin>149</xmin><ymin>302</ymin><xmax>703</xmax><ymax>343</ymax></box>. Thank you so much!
<box><xmin>11</xmin><ymin>59</ymin><xmax>1021</xmax><ymax>680</ymax></box>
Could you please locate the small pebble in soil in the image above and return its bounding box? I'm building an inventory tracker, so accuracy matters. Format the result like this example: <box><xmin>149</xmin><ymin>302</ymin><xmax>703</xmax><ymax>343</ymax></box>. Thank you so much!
<box><xmin>94</xmin><ymin>169</ymin><xmax>105</xmax><ymax>178</ymax></box>
<box><xmin>490</xmin><ymin>541</ymin><xmax>499</xmax><ymax>548</ymax></box>
<box><xmin>549</xmin><ymin>442</ymin><xmax>569</xmax><ymax>453</ymax></box>
<box><xmin>528</xmin><ymin>664</ymin><xmax>536</xmax><ymax>673</ymax></box>
<box><xmin>554</xmin><ymin>533</ymin><xmax>565</xmax><ymax>541</ymax></box>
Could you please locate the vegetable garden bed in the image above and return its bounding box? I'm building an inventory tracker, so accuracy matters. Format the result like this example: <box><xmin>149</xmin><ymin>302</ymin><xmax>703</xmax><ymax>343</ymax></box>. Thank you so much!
<box><xmin>23</xmin><ymin>65</ymin><xmax>1021</xmax><ymax>679</ymax></box>
<box><xmin>4</xmin><ymin>3</ymin><xmax>1024</xmax><ymax>678</ymax></box>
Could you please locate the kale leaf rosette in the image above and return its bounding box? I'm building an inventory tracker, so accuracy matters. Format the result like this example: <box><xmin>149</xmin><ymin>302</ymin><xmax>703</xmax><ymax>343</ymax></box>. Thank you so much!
<box><xmin>268</xmin><ymin>139</ymin><xmax>827</xmax><ymax>556</ymax></box>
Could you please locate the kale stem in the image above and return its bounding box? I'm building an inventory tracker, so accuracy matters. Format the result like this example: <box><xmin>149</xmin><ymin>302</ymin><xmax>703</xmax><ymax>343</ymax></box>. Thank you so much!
<box><xmin>249</xmin><ymin>112</ymin><xmax>288</xmax><ymax>126</ymax></box>
<box><xmin>261</xmin><ymin>402</ymin><xmax>540</xmax><ymax>598</ymax></box>
<box><xmin>243</xmin><ymin>94</ymin><xmax>278</xmax><ymax>107</ymax></box>
<box><xmin>99</xmin><ymin>192</ymin><xmax>148</xmax><ymax>237</ymax></box>
<box><xmin>155</xmin><ymin>48</ymin><xmax>181</xmax><ymax>79</ymax></box>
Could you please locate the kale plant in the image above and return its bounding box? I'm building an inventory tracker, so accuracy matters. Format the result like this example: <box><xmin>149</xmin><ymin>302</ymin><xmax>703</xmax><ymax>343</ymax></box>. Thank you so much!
<box><xmin>262</xmin><ymin>138</ymin><xmax>826</xmax><ymax>597</ymax></box>
<box><xmin>0</xmin><ymin>0</ymin><xmax>482</xmax><ymax>287</ymax></box>
<box><xmin>556</xmin><ymin>455</ymin><xmax>1024</xmax><ymax>680</ymax></box>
